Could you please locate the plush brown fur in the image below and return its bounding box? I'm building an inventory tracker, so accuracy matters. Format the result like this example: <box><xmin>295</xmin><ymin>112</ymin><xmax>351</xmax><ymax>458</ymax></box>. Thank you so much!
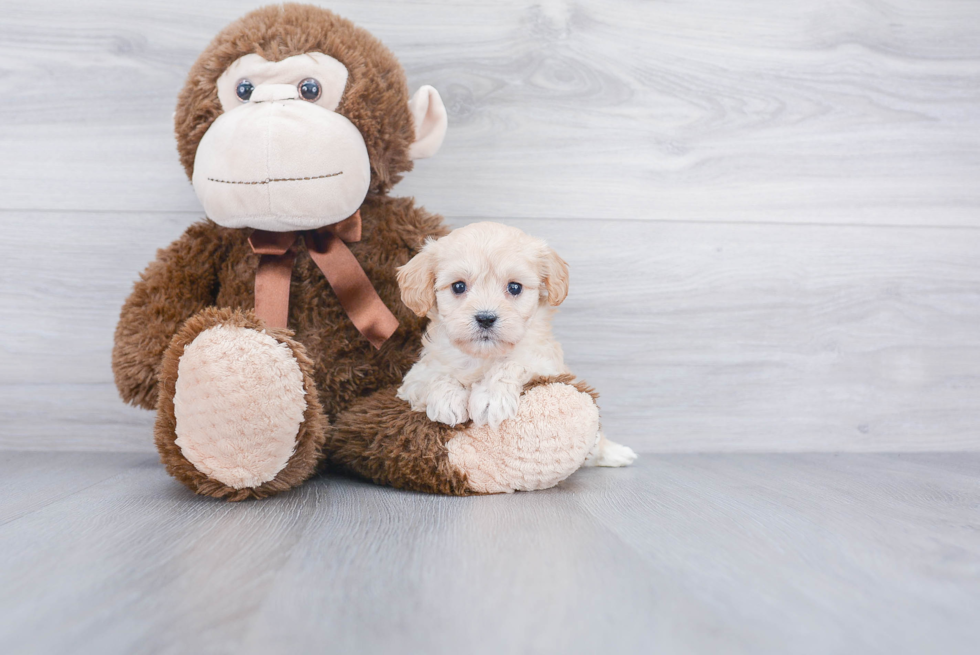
<box><xmin>175</xmin><ymin>3</ymin><xmax>415</xmax><ymax>195</ymax></box>
<box><xmin>328</xmin><ymin>390</ymin><xmax>473</xmax><ymax>495</ymax></box>
<box><xmin>113</xmin><ymin>4</ymin><xmax>597</xmax><ymax>500</ymax></box>
<box><xmin>524</xmin><ymin>374</ymin><xmax>600</xmax><ymax>405</ymax></box>
<box><xmin>112</xmin><ymin>220</ymin><xmax>231</xmax><ymax>410</ymax></box>
<box><xmin>113</xmin><ymin>195</ymin><xmax>446</xmax><ymax>419</ymax></box>
<box><xmin>328</xmin><ymin>374</ymin><xmax>599</xmax><ymax>496</ymax></box>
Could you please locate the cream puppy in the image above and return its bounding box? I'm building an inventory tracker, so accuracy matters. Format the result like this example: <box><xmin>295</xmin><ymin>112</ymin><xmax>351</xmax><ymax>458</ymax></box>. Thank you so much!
<box><xmin>396</xmin><ymin>221</ymin><xmax>636</xmax><ymax>468</ymax></box>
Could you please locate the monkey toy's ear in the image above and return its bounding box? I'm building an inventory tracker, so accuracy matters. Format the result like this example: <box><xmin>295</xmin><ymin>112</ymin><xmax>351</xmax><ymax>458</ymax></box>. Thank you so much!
<box><xmin>397</xmin><ymin>242</ymin><xmax>439</xmax><ymax>317</ymax></box>
<box><xmin>407</xmin><ymin>85</ymin><xmax>448</xmax><ymax>160</ymax></box>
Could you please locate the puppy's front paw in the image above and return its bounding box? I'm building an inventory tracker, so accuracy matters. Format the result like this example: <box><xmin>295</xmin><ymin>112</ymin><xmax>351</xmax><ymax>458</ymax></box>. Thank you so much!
<box><xmin>469</xmin><ymin>381</ymin><xmax>521</xmax><ymax>429</ymax></box>
<box><xmin>425</xmin><ymin>382</ymin><xmax>470</xmax><ymax>427</ymax></box>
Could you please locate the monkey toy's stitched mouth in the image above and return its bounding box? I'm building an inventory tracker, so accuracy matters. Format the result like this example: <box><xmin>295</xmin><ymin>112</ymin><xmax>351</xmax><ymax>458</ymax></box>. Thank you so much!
<box><xmin>207</xmin><ymin>171</ymin><xmax>343</xmax><ymax>186</ymax></box>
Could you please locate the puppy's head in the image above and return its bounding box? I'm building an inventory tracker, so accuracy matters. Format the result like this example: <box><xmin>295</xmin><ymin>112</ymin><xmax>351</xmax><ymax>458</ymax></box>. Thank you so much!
<box><xmin>397</xmin><ymin>222</ymin><xmax>569</xmax><ymax>358</ymax></box>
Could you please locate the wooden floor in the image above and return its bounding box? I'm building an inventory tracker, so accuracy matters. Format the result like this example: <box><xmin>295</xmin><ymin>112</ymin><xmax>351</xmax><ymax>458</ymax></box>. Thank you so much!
<box><xmin>1</xmin><ymin>451</ymin><xmax>977</xmax><ymax>655</ymax></box>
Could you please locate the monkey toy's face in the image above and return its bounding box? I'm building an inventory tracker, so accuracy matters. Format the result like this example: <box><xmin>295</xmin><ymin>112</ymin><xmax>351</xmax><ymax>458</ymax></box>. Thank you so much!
<box><xmin>193</xmin><ymin>52</ymin><xmax>368</xmax><ymax>231</ymax></box>
<box><xmin>189</xmin><ymin>50</ymin><xmax>446</xmax><ymax>233</ymax></box>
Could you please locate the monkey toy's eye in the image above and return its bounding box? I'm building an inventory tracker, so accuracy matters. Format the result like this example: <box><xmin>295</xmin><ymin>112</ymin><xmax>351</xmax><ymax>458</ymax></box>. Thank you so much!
<box><xmin>236</xmin><ymin>79</ymin><xmax>254</xmax><ymax>102</ymax></box>
<box><xmin>451</xmin><ymin>281</ymin><xmax>467</xmax><ymax>295</ymax></box>
<box><xmin>507</xmin><ymin>282</ymin><xmax>523</xmax><ymax>296</ymax></box>
<box><xmin>298</xmin><ymin>78</ymin><xmax>322</xmax><ymax>101</ymax></box>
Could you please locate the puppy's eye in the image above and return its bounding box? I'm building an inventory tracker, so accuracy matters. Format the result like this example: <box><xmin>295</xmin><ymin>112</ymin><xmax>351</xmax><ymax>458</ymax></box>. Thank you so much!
<box><xmin>507</xmin><ymin>282</ymin><xmax>523</xmax><ymax>296</ymax></box>
<box><xmin>298</xmin><ymin>78</ymin><xmax>321</xmax><ymax>101</ymax></box>
<box><xmin>451</xmin><ymin>281</ymin><xmax>467</xmax><ymax>295</ymax></box>
<box><xmin>236</xmin><ymin>79</ymin><xmax>254</xmax><ymax>102</ymax></box>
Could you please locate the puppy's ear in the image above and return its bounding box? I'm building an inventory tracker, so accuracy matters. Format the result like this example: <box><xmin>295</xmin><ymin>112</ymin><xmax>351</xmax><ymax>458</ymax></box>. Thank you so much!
<box><xmin>397</xmin><ymin>242</ymin><xmax>438</xmax><ymax>317</ymax></box>
<box><xmin>542</xmin><ymin>247</ymin><xmax>570</xmax><ymax>306</ymax></box>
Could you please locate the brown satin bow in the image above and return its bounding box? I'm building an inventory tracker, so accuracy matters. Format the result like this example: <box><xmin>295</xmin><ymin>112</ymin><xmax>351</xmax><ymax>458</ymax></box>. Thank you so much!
<box><xmin>247</xmin><ymin>210</ymin><xmax>399</xmax><ymax>349</ymax></box>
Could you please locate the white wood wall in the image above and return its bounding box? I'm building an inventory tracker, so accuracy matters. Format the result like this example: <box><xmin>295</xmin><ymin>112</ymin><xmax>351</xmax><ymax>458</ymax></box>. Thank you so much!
<box><xmin>2</xmin><ymin>0</ymin><xmax>979</xmax><ymax>452</ymax></box>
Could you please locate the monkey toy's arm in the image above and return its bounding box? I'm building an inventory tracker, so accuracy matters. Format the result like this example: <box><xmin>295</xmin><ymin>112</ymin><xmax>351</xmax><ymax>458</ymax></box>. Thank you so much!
<box><xmin>328</xmin><ymin>375</ymin><xmax>602</xmax><ymax>495</ymax></box>
<box><xmin>112</xmin><ymin>221</ymin><xmax>226</xmax><ymax>410</ymax></box>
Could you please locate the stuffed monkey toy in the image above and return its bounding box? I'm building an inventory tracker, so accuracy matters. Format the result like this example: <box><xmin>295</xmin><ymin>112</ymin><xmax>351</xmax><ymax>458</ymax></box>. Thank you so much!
<box><xmin>112</xmin><ymin>3</ymin><xmax>601</xmax><ymax>500</ymax></box>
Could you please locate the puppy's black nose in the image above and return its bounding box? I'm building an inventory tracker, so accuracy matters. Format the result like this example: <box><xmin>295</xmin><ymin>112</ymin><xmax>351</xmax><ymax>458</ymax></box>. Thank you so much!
<box><xmin>474</xmin><ymin>312</ymin><xmax>497</xmax><ymax>329</ymax></box>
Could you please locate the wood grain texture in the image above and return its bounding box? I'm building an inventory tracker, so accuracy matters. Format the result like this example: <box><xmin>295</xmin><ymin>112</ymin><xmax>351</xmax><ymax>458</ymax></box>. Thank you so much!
<box><xmin>1</xmin><ymin>1</ymin><xmax>979</xmax><ymax>452</ymax></box>
<box><xmin>0</xmin><ymin>451</ymin><xmax>146</xmax><ymax>525</ymax></box>
<box><xmin>0</xmin><ymin>0</ymin><xmax>978</xmax><ymax>224</ymax></box>
<box><xmin>567</xmin><ymin>453</ymin><xmax>980</xmax><ymax>654</ymax></box>
<box><xmin>3</xmin><ymin>212</ymin><xmax>979</xmax><ymax>452</ymax></box>
<box><xmin>2</xmin><ymin>5</ymin><xmax>977</xmax><ymax>652</ymax></box>
<box><xmin>0</xmin><ymin>452</ymin><xmax>977</xmax><ymax>654</ymax></box>
<box><xmin>0</xmin><ymin>384</ymin><xmax>154</xmax><ymax>452</ymax></box>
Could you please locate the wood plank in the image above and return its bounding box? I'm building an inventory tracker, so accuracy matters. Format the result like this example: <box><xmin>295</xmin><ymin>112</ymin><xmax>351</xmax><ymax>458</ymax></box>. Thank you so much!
<box><xmin>0</xmin><ymin>384</ymin><xmax>155</xmax><ymax>452</ymax></box>
<box><xmin>0</xmin><ymin>453</ymin><xmax>976</xmax><ymax>654</ymax></box>
<box><xmin>529</xmin><ymin>217</ymin><xmax>980</xmax><ymax>452</ymax></box>
<box><xmin>0</xmin><ymin>451</ymin><xmax>148</xmax><ymax>524</ymax></box>
<box><xmin>567</xmin><ymin>453</ymin><xmax>980</xmax><ymax>654</ymax></box>
<box><xmin>0</xmin><ymin>457</ymin><xmax>322</xmax><ymax>654</ymax></box>
<box><xmin>0</xmin><ymin>211</ymin><xmax>193</xmax><ymax>385</ymax></box>
<box><xmin>3</xmin><ymin>211</ymin><xmax>979</xmax><ymax>452</ymax></box>
<box><xmin>0</xmin><ymin>0</ymin><xmax>978</xmax><ymax>225</ymax></box>
<box><xmin>238</xmin><ymin>475</ymin><xmax>662</xmax><ymax>654</ymax></box>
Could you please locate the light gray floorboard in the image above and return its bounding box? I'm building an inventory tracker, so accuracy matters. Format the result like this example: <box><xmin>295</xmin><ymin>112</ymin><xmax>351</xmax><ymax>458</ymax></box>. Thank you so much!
<box><xmin>570</xmin><ymin>454</ymin><xmax>980</xmax><ymax>653</ymax></box>
<box><xmin>0</xmin><ymin>451</ymin><xmax>147</xmax><ymax>525</ymax></box>
<box><xmin>0</xmin><ymin>384</ymin><xmax>154</xmax><ymax>452</ymax></box>
<box><xmin>0</xmin><ymin>452</ymin><xmax>977</xmax><ymax>655</ymax></box>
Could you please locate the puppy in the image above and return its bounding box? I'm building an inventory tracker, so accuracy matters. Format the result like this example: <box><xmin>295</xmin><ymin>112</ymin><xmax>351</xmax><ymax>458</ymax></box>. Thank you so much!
<box><xmin>396</xmin><ymin>221</ymin><xmax>636</xmax><ymax>468</ymax></box>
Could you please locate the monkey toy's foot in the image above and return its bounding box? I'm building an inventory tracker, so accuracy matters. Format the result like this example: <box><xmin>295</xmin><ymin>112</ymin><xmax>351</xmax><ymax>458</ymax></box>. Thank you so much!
<box><xmin>155</xmin><ymin>308</ymin><xmax>328</xmax><ymax>500</ymax></box>
<box><xmin>445</xmin><ymin>377</ymin><xmax>600</xmax><ymax>493</ymax></box>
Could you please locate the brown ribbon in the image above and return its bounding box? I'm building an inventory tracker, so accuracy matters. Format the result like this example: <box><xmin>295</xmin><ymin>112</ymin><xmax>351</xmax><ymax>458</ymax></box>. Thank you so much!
<box><xmin>247</xmin><ymin>211</ymin><xmax>399</xmax><ymax>349</ymax></box>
